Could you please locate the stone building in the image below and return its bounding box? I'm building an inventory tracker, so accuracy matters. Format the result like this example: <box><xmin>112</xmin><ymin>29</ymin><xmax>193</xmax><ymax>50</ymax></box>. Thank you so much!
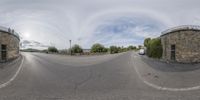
<box><xmin>0</xmin><ymin>26</ymin><xmax>20</xmax><ymax>62</ymax></box>
<box><xmin>161</xmin><ymin>25</ymin><xmax>200</xmax><ymax>63</ymax></box>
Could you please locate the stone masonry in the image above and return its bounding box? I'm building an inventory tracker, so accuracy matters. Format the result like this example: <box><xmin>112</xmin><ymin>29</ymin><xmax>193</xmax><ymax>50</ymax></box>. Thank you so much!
<box><xmin>161</xmin><ymin>25</ymin><xmax>200</xmax><ymax>63</ymax></box>
<box><xmin>0</xmin><ymin>27</ymin><xmax>20</xmax><ymax>62</ymax></box>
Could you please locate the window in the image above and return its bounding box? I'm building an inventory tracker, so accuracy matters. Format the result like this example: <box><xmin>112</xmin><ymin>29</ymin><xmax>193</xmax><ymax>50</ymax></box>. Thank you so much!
<box><xmin>1</xmin><ymin>44</ymin><xmax>6</xmax><ymax>51</ymax></box>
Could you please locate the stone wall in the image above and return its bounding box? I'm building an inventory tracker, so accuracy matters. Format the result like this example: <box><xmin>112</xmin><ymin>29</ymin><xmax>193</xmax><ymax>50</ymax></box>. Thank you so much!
<box><xmin>161</xmin><ymin>30</ymin><xmax>200</xmax><ymax>63</ymax></box>
<box><xmin>0</xmin><ymin>31</ymin><xmax>20</xmax><ymax>62</ymax></box>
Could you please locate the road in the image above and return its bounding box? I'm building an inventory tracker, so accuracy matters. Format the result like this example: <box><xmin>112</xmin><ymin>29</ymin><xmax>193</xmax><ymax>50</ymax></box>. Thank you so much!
<box><xmin>0</xmin><ymin>52</ymin><xmax>200</xmax><ymax>100</ymax></box>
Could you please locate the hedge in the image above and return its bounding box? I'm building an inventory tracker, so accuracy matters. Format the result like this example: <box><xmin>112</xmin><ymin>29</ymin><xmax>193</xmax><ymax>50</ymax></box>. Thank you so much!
<box><xmin>146</xmin><ymin>38</ymin><xmax>163</xmax><ymax>58</ymax></box>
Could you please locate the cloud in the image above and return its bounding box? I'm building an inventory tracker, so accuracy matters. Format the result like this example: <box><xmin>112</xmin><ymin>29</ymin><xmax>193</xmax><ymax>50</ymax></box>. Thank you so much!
<box><xmin>82</xmin><ymin>14</ymin><xmax>168</xmax><ymax>47</ymax></box>
<box><xmin>21</xmin><ymin>40</ymin><xmax>50</xmax><ymax>50</ymax></box>
<box><xmin>0</xmin><ymin>0</ymin><xmax>199</xmax><ymax>49</ymax></box>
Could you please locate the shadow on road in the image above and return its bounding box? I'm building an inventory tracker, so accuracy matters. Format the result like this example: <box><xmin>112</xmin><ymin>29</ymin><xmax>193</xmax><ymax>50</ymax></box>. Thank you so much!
<box><xmin>140</xmin><ymin>55</ymin><xmax>200</xmax><ymax>72</ymax></box>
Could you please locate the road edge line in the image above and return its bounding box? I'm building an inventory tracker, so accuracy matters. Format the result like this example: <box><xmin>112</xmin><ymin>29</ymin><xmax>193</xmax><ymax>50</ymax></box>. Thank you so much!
<box><xmin>131</xmin><ymin>53</ymin><xmax>200</xmax><ymax>92</ymax></box>
<box><xmin>0</xmin><ymin>56</ymin><xmax>24</xmax><ymax>89</ymax></box>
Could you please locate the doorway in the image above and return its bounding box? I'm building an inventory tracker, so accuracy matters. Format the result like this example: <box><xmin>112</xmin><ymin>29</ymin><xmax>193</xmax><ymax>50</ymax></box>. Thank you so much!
<box><xmin>1</xmin><ymin>45</ymin><xmax>7</xmax><ymax>61</ymax></box>
<box><xmin>171</xmin><ymin>44</ymin><xmax>176</xmax><ymax>61</ymax></box>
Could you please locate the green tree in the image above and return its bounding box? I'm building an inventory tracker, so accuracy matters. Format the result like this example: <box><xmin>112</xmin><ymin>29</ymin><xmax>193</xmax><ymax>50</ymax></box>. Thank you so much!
<box><xmin>91</xmin><ymin>43</ymin><xmax>107</xmax><ymax>53</ymax></box>
<box><xmin>127</xmin><ymin>45</ymin><xmax>137</xmax><ymax>50</ymax></box>
<box><xmin>102</xmin><ymin>47</ymin><xmax>108</xmax><ymax>53</ymax></box>
<box><xmin>144</xmin><ymin>38</ymin><xmax>151</xmax><ymax>47</ymax></box>
<box><xmin>48</xmin><ymin>46</ymin><xmax>58</xmax><ymax>53</ymax></box>
<box><xmin>117</xmin><ymin>47</ymin><xmax>123</xmax><ymax>52</ymax></box>
<box><xmin>110</xmin><ymin>46</ymin><xmax>119</xmax><ymax>54</ymax></box>
<box><xmin>146</xmin><ymin>38</ymin><xmax>163</xmax><ymax>58</ymax></box>
<box><xmin>71</xmin><ymin>44</ymin><xmax>83</xmax><ymax>53</ymax></box>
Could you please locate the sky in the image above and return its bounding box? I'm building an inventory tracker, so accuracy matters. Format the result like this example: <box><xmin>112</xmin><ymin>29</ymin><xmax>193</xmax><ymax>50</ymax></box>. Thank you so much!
<box><xmin>0</xmin><ymin>0</ymin><xmax>200</xmax><ymax>49</ymax></box>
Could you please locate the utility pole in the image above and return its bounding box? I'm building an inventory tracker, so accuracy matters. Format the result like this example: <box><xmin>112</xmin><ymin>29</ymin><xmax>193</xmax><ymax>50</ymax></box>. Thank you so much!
<box><xmin>69</xmin><ymin>40</ymin><xmax>72</xmax><ymax>55</ymax></box>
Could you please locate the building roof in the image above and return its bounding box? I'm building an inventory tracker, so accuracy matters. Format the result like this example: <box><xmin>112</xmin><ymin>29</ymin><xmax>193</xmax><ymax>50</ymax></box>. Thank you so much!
<box><xmin>161</xmin><ymin>25</ymin><xmax>200</xmax><ymax>36</ymax></box>
<box><xmin>0</xmin><ymin>26</ymin><xmax>20</xmax><ymax>40</ymax></box>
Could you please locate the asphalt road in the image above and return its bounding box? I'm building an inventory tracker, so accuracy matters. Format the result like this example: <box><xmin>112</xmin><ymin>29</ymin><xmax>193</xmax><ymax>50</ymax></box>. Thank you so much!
<box><xmin>0</xmin><ymin>52</ymin><xmax>200</xmax><ymax>100</ymax></box>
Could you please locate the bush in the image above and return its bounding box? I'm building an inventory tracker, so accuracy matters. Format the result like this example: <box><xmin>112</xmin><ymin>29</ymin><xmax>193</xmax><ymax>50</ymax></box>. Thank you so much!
<box><xmin>117</xmin><ymin>47</ymin><xmax>123</xmax><ymax>52</ymax></box>
<box><xmin>48</xmin><ymin>47</ymin><xmax>58</xmax><ymax>53</ymax></box>
<box><xmin>122</xmin><ymin>47</ymin><xmax>128</xmax><ymax>52</ymax></box>
<box><xmin>71</xmin><ymin>44</ymin><xmax>83</xmax><ymax>54</ymax></box>
<box><xmin>91</xmin><ymin>43</ymin><xmax>107</xmax><ymax>53</ymax></box>
<box><xmin>109</xmin><ymin>46</ymin><xmax>129</xmax><ymax>54</ymax></box>
<box><xmin>144</xmin><ymin>38</ymin><xmax>151</xmax><ymax>47</ymax></box>
<box><xmin>146</xmin><ymin>38</ymin><xmax>163</xmax><ymax>58</ymax></box>
<box><xmin>110</xmin><ymin>46</ymin><xmax>119</xmax><ymax>54</ymax></box>
<box><xmin>102</xmin><ymin>48</ymin><xmax>108</xmax><ymax>53</ymax></box>
<box><xmin>127</xmin><ymin>45</ymin><xmax>137</xmax><ymax>51</ymax></box>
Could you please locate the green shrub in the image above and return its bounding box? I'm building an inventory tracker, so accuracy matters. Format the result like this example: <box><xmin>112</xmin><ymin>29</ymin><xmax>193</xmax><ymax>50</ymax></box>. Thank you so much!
<box><xmin>110</xmin><ymin>46</ymin><xmax>119</xmax><ymax>54</ymax></box>
<box><xmin>102</xmin><ymin>48</ymin><xmax>108</xmax><ymax>53</ymax></box>
<box><xmin>127</xmin><ymin>45</ymin><xmax>137</xmax><ymax>50</ymax></box>
<box><xmin>91</xmin><ymin>43</ymin><xmax>107</xmax><ymax>53</ymax></box>
<box><xmin>48</xmin><ymin>46</ymin><xmax>58</xmax><ymax>53</ymax></box>
<box><xmin>146</xmin><ymin>38</ymin><xmax>163</xmax><ymax>58</ymax></box>
<box><xmin>71</xmin><ymin>44</ymin><xmax>83</xmax><ymax>53</ymax></box>
<box><xmin>144</xmin><ymin>38</ymin><xmax>151</xmax><ymax>47</ymax></box>
<box><xmin>122</xmin><ymin>47</ymin><xmax>128</xmax><ymax>52</ymax></box>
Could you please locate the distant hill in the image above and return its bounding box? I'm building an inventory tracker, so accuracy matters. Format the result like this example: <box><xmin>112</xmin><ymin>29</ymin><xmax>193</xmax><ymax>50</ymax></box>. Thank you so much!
<box><xmin>20</xmin><ymin>48</ymin><xmax>41</xmax><ymax>52</ymax></box>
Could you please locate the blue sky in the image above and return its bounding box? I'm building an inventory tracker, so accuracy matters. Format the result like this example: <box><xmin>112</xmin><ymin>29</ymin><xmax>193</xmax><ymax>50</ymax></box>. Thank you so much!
<box><xmin>0</xmin><ymin>0</ymin><xmax>200</xmax><ymax>49</ymax></box>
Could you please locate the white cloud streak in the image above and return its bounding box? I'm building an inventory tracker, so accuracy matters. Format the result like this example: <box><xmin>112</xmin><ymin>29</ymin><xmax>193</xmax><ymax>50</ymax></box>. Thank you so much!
<box><xmin>0</xmin><ymin>0</ymin><xmax>199</xmax><ymax>49</ymax></box>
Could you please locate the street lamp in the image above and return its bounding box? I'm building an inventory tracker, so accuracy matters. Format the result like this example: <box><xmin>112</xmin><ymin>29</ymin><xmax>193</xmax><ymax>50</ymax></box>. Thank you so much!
<box><xmin>69</xmin><ymin>40</ymin><xmax>72</xmax><ymax>55</ymax></box>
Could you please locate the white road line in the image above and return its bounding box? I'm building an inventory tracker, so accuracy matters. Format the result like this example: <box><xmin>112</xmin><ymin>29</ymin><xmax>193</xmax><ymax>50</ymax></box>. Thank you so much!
<box><xmin>0</xmin><ymin>56</ymin><xmax>24</xmax><ymax>89</ymax></box>
<box><xmin>131</xmin><ymin>54</ymin><xmax>200</xmax><ymax>92</ymax></box>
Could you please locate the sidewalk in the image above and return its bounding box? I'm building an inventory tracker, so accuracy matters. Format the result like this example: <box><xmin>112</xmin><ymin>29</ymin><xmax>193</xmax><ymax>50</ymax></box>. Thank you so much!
<box><xmin>0</xmin><ymin>56</ymin><xmax>22</xmax><ymax>85</ymax></box>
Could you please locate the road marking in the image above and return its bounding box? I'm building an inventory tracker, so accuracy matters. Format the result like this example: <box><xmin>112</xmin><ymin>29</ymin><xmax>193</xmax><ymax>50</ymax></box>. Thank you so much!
<box><xmin>0</xmin><ymin>56</ymin><xmax>24</xmax><ymax>89</ymax></box>
<box><xmin>131</xmin><ymin>54</ymin><xmax>200</xmax><ymax>92</ymax></box>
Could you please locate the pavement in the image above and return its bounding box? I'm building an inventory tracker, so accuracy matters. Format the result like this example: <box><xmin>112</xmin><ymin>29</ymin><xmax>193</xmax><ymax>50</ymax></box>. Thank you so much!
<box><xmin>0</xmin><ymin>56</ymin><xmax>22</xmax><ymax>85</ymax></box>
<box><xmin>0</xmin><ymin>52</ymin><xmax>200</xmax><ymax>100</ymax></box>
<box><xmin>134</xmin><ymin>55</ymin><xmax>200</xmax><ymax>90</ymax></box>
